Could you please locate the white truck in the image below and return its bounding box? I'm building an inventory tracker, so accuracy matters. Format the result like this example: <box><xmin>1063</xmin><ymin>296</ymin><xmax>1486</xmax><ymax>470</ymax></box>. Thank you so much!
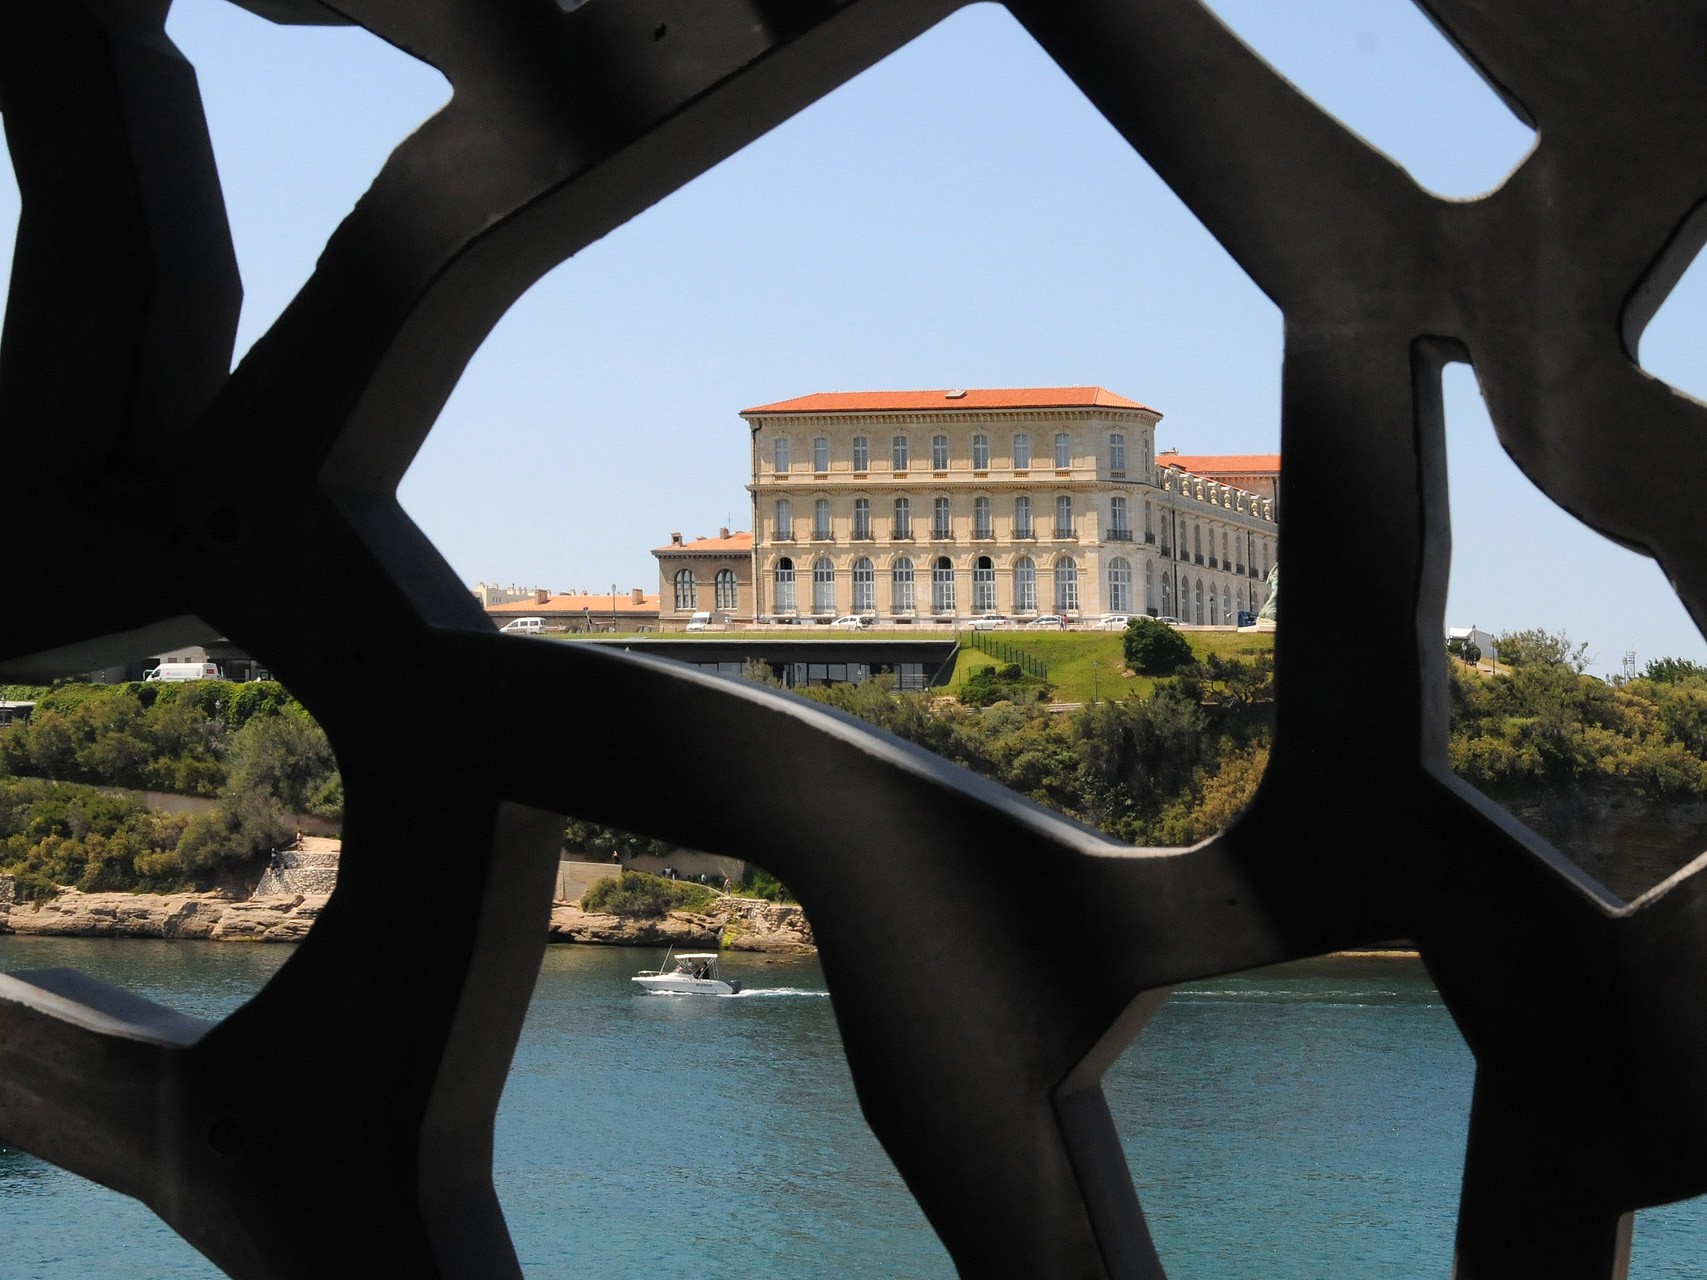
<box><xmin>144</xmin><ymin>662</ymin><xmax>226</xmax><ymax>682</ymax></box>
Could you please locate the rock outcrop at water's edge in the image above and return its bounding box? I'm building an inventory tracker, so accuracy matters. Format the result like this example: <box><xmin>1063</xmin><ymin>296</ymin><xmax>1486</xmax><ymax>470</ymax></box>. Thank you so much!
<box><xmin>0</xmin><ymin>886</ymin><xmax>327</xmax><ymax>942</ymax></box>
<box><xmin>0</xmin><ymin>878</ymin><xmax>816</xmax><ymax>953</ymax></box>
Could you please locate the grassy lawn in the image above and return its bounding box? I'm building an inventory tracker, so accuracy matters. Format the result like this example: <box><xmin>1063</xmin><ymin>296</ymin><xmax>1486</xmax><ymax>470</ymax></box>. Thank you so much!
<box><xmin>545</xmin><ymin>626</ymin><xmax>1272</xmax><ymax>706</ymax></box>
<box><xmin>949</xmin><ymin>628</ymin><xmax>1273</xmax><ymax>704</ymax></box>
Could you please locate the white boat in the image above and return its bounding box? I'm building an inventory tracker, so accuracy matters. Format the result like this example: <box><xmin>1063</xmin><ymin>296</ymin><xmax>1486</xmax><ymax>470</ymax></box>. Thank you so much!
<box><xmin>631</xmin><ymin>952</ymin><xmax>742</xmax><ymax>996</ymax></box>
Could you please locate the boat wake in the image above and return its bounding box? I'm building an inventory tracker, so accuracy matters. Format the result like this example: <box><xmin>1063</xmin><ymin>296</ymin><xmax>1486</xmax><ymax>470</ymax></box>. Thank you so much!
<box><xmin>724</xmin><ymin>987</ymin><xmax>830</xmax><ymax>999</ymax></box>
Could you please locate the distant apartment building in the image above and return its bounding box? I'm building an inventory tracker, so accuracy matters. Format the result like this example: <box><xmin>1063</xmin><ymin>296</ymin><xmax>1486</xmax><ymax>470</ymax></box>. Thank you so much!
<box><xmin>653</xmin><ymin>529</ymin><xmax>755</xmax><ymax>626</ymax></box>
<box><xmin>741</xmin><ymin>386</ymin><xmax>1278</xmax><ymax>624</ymax></box>
<box><xmin>471</xmin><ymin>582</ymin><xmax>552</xmax><ymax>607</ymax></box>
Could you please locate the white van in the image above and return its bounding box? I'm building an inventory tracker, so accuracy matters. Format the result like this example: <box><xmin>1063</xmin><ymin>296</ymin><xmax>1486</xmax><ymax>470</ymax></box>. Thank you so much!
<box><xmin>145</xmin><ymin>662</ymin><xmax>225</xmax><ymax>682</ymax></box>
<box><xmin>684</xmin><ymin>612</ymin><xmax>713</xmax><ymax>632</ymax></box>
<box><xmin>499</xmin><ymin>617</ymin><xmax>545</xmax><ymax>635</ymax></box>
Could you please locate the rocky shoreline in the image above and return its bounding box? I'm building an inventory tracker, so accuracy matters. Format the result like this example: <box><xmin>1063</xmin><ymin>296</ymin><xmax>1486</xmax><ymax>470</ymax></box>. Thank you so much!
<box><xmin>0</xmin><ymin>884</ymin><xmax>816</xmax><ymax>953</ymax></box>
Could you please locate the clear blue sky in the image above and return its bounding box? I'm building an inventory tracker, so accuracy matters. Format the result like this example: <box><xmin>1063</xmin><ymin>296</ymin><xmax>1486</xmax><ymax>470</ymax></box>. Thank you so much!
<box><xmin>4</xmin><ymin>0</ymin><xmax>1704</xmax><ymax>675</ymax></box>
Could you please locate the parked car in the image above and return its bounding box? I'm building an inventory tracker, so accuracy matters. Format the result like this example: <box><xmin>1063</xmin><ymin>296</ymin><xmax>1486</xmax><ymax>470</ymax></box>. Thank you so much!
<box><xmin>499</xmin><ymin>616</ymin><xmax>545</xmax><ymax>634</ymax></box>
<box><xmin>1098</xmin><ymin>613</ymin><xmax>1133</xmax><ymax>631</ymax></box>
<box><xmin>829</xmin><ymin>614</ymin><xmax>874</xmax><ymax>630</ymax></box>
<box><xmin>971</xmin><ymin>614</ymin><xmax>1010</xmax><ymax>631</ymax></box>
<box><xmin>1027</xmin><ymin>614</ymin><xmax>1066</xmax><ymax>630</ymax></box>
<box><xmin>1155</xmin><ymin>615</ymin><xmax>1182</xmax><ymax>626</ymax></box>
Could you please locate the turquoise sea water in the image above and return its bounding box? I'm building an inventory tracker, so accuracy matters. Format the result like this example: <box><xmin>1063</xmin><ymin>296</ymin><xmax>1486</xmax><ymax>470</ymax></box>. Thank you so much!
<box><xmin>0</xmin><ymin>940</ymin><xmax>1703</xmax><ymax>1278</ymax></box>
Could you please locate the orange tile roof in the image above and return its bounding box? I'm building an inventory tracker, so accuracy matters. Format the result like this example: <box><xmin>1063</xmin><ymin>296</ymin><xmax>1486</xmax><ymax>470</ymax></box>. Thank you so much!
<box><xmin>742</xmin><ymin>386</ymin><xmax>1157</xmax><ymax>415</ymax></box>
<box><xmin>651</xmin><ymin>532</ymin><xmax>753</xmax><ymax>554</ymax></box>
<box><xmin>1156</xmin><ymin>451</ymin><xmax>1280</xmax><ymax>475</ymax></box>
<box><xmin>487</xmin><ymin>592</ymin><xmax>659</xmax><ymax>615</ymax></box>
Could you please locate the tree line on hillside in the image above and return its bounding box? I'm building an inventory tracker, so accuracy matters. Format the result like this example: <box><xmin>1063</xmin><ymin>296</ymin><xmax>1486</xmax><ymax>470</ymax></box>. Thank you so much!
<box><xmin>0</xmin><ymin>682</ymin><xmax>341</xmax><ymax>899</ymax></box>
<box><xmin>6</xmin><ymin>627</ymin><xmax>1707</xmax><ymax>900</ymax></box>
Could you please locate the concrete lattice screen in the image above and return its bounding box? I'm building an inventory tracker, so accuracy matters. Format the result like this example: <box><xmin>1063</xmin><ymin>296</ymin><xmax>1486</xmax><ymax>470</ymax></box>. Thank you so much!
<box><xmin>0</xmin><ymin>1</ymin><xmax>1704</xmax><ymax>1277</ymax></box>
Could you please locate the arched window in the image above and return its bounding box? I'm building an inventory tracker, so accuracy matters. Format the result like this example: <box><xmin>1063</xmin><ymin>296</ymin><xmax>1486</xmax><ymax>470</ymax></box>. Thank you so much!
<box><xmin>892</xmin><ymin>497</ymin><xmax>911</xmax><ymax>539</ymax></box>
<box><xmin>972</xmin><ymin>433</ymin><xmax>990</xmax><ymax>470</ymax></box>
<box><xmin>852</xmin><ymin>436</ymin><xmax>869</xmax><ymax>472</ymax></box>
<box><xmin>813</xmin><ymin>436</ymin><xmax>829</xmax><ymax>472</ymax></box>
<box><xmin>1144</xmin><ymin>560</ymin><xmax>1155</xmax><ymax>611</ymax></box>
<box><xmin>775</xmin><ymin>499</ymin><xmax>792</xmax><ymax>539</ymax></box>
<box><xmin>932</xmin><ymin>434</ymin><xmax>950</xmax><ymax>470</ymax></box>
<box><xmin>1108</xmin><ymin>558</ymin><xmax>1132</xmax><ymax>613</ymax></box>
<box><xmin>773</xmin><ymin>437</ymin><xmax>790</xmax><ymax>473</ymax></box>
<box><xmin>1223</xmin><ymin>585</ymin><xmax>1233</xmax><ymax>623</ymax></box>
<box><xmin>1013</xmin><ymin>557</ymin><xmax>1037</xmax><ymax>613</ymax></box>
<box><xmin>1013</xmin><ymin>433</ymin><xmax>1032</xmax><ymax>469</ymax></box>
<box><xmin>774</xmin><ymin>558</ymin><xmax>796</xmax><ymax>613</ymax></box>
<box><xmin>973</xmin><ymin>495</ymin><xmax>992</xmax><ymax>539</ymax></box>
<box><xmin>932</xmin><ymin>556</ymin><xmax>956</xmax><ymax>614</ymax></box>
<box><xmin>1109</xmin><ymin>433</ymin><xmax>1126</xmax><ymax>472</ymax></box>
<box><xmin>933</xmin><ymin>496</ymin><xmax>951</xmax><ymax>540</ymax></box>
<box><xmin>1055</xmin><ymin>495</ymin><xmax>1073</xmax><ymax>538</ymax></box>
<box><xmin>1053</xmin><ymin>432</ymin><xmax>1071</xmax><ymax>469</ymax></box>
<box><xmin>1194</xmin><ymin>579</ymin><xmax>1204</xmax><ymax>625</ymax></box>
<box><xmin>852</xmin><ymin>557</ymin><xmax>875</xmax><ymax>613</ymax></box>
<box><xmin>1209</xmin><ymin>587</ymin><xmax>1219</xmax><ymax>625</ymax></box>
<box><xmin>814</xmin><ymin>498</ymin><xmax>831</xmax><ymax>541</ymax></box>
<box><xmin>673</xmin><ymin>568</ymin><xmax>697</xmax><ymax>612</ymax></box>
<box><xmin>1054</xmin><ymin>558</ymin><xmax>1079</xmax><ymax>613</ymax></box>
<box><xmin>1014</xmin><ymin>496</ymin><xmax>1032</xmax><ymax>538</ymax></box>
<box><xmin>1161</xmin><ymin>574</ymin><xmax>1173</xmax><ymax>617</ymax></box>
<box><xmin>714</xmin><ymin>568</ymin><xmax>738</xmax><ymax>611</ymax></box>
<box><xmin>853</xmin><ymin>497</ymin><xmax>871</xmax><ymax>539</ymax></box>
<box><xmin>891</xmin><ymin>558</ymin><xmax>915</xmax><ymax>612</ymax></box>
<box><xmin>892</xmin><ymin>435</ymin><xmax>909</xmax><ymax>470</ymax></box>
<box><xmin>812</xmin><ymin>557</ymin><xmax>836</xmax><ymax>614</ymax></box>
<box><xmin>973</xmin><ymin>556</ymin><xmax>996</xmax><ymax>612</ymax></box>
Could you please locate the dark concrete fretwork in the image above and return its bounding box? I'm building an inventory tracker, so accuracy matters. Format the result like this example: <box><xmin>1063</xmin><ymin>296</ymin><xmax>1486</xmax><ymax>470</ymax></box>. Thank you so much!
<box><xmin>0</xmin><ymin>2</ymin><xmax>1704</xmax><ymax>1278</ymax></box>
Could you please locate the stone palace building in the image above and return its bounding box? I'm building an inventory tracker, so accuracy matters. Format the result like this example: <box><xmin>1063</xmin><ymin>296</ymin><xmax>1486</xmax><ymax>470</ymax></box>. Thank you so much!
<box><xmin>728</xmin><ymin>386</ymin><xmax>1277</xmax><ymax>625</ymax></box>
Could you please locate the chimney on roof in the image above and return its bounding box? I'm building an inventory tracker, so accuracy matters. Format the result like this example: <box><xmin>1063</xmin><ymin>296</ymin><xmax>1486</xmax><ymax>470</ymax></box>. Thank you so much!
<box><xmin>719</xmin><ymin>527</ymin><xmax>729</xmax><ymax>539</ymax></box>
<box><xmin>535</xmin><ymin>587</ymin><xmax>549</xmax><ymax>604</ymax></box>
<box><xmin>631</xmin><ymin>588</ymin><xmax>645</xmax><ymax>604</ymax></box>
<box><xmin>670</xmin><ymin>531</ymin><xmax>683</xmax><ymax>546</ymax></box>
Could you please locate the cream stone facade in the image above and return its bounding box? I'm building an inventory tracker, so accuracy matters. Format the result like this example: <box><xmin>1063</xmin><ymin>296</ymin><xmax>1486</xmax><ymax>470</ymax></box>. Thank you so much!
<box><xmin>653</xmin><ymin>529</ymin><xmax>755</xmax><ymax>625</ymax></box>
<box><xmin>741</xmin><ymin>387</ymin><xmax>1277</xmax><ymax>625</ymax></box>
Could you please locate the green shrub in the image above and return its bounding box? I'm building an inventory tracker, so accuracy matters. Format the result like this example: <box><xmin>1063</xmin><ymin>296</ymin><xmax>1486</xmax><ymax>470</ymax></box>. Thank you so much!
<box><xmin>581</xmin><ymin>870</ymin><xmax>715</xmax><ymax>917</ymax></box>
<box><xmin>959</xmin><ymin>662</ymin><xmax>1050</xmax><ymax>708</ymax></box>
<box><xmin>737</xmin><ymin>869</ymin><xmax>795</xmax><ymax>902</ymax></box>
<box><xmin>1123</xmin><ymin>617</ymin><xmax>1194</xmax><ymax>675</ymax></box>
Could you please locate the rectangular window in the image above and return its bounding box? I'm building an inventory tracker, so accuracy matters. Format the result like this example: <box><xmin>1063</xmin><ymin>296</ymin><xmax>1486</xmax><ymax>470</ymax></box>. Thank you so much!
<box><xmin>933</xmin><ymin>496</ymin><xmax>951</xmax><ymax>540</ymax></box>
<box><xmin>1013</xmin><ymin>433</ymin><xmax>1031</xmax><ymax>470</ymax></box>
<box><xmin>1109</xmin><ymin>433</ymin><xmax>1126</xmax><ymax>472</ymax></box>
<box><xmin>1055</xmin><ymin>495</ymin><xmax>1073</xmax><ymax>538</ymax></box>
<box><xmin>893</xmin><ymin>498</ymin><xmax>911</xmax><ymax>538</ymax></box>
<box><xmin>972</xmin><ymin>433</ymin><xmax>989</xmax><ymax>470</ymax></box>
<box><xmin>814</xmin><ymin>498</ymin><xmax>831</xmax><ymax>541</ymax></box>
<box><xmin>932</xmin><ymin>434</ymin><xmax>949</xmax><ymax>470</ymax></box>
<box><xmin>853</xmin><ymin>497</ymin><xmax>871</xmax><ymax>539</ymax></box>
<box><xmin>774</xmin><ymin>437</ymin><xmax>790</xmax><ymax>473</ymax></box>
<box><xmin>1054</xmin><ymin>432</ymin><xmax>1071</xmax><ymax>469</ymax></box>
<box><xmin>973</xmin><ymin>496</ymin><xmax>992</xmax><ymax>539</ymax></box>
<box><xmin>852</xmin><ymin>436</ymin><xmax>869</xmax><ymax>472</ymax></box>
<box><xmin>813</xmin><ymin>437</ymin><xmax>829</xmax><ymax>473</ymax></box>
<box><xmin>775</xmin><ymin>499</ymin><xmax>792</xmax><ymax>539</ymax></box>
<box><xmin>1014</xmin><ymin>496</ymin><xmax>1032</xmax><ymax>538</ymax></box>
<box><xmin>892</xmin><ymin>435</ymin><xmax>909</xmax><ymax>470</ymax></box>
<box><xmin>1109</xmin><ymin>496</ymin><xmax>1128</xmax><ymax>539</ymax></box>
